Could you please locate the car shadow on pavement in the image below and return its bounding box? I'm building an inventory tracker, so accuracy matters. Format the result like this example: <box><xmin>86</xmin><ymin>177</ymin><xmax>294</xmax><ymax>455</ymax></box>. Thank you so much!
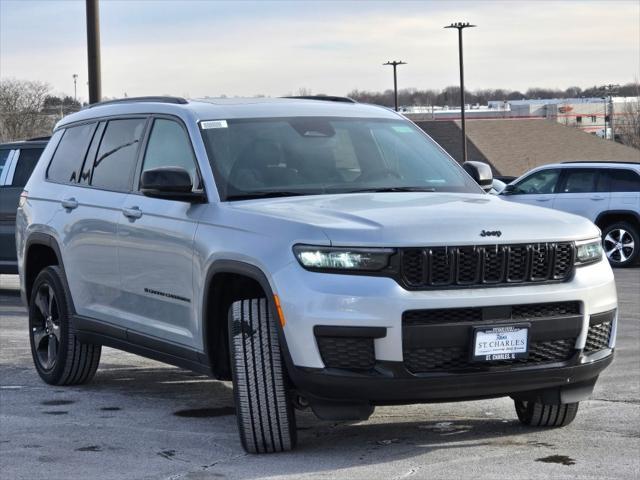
<box><xmin>64</xmin><ymin>362</ymin><xmax>557</xmax><ymax>478</ymax></box>
<box><xmin>191</xmin><ymin>416</ymin><xmax>556</xmax><ymax>479</ymax></box>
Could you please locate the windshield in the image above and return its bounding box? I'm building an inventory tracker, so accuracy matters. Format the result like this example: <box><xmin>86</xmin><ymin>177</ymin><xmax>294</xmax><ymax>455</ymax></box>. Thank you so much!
<box><xmin>200</xmin><ymin>117</ymin><xmax>481</xmax><ymax>200</ymax></box>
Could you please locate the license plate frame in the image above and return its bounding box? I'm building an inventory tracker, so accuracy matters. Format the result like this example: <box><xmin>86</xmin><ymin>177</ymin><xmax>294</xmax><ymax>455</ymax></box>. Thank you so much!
<box><xmin>471</xmin><ymin>323</ymin><xmax>530</xmax><ymax>362</ymax></box>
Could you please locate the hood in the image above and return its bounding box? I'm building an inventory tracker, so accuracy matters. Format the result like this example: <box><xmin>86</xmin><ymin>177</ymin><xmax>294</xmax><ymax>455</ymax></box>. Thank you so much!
<box><xmin>229</xmin><ymin>192</ymin><xmax>600</xmax><ymax>246</ymax></box>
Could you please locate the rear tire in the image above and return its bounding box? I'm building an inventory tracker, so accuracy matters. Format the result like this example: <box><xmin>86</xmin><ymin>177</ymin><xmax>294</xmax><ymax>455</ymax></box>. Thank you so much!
<box><xmin>229</xmin><ymin>298</ymin><xmax>296</xmax><ymax>453</ymax></box>
<box><xmin>28</xmin><ymin>266</ymin><xmax>101</xmax><ymax>385</ymax></box>
<box><xmin>602</xmin><ymin>222</ymin><xmax>639</xmax><ymax>268</ymax></box>
<box><xmin>514</xmin><ymin>399</ymin><xmax>579</xmax><ymax>427</ymax></box>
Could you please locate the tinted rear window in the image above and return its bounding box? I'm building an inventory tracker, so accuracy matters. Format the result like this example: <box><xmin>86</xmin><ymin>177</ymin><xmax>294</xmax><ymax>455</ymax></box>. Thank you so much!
<box><xmin>48</xmin><ymin>123</ymin><xmax>96</xmax><ymax>183</ymax></box>
<box><xmin>90</xmin><ymin>118</ymin><xmax>146</xmax><ymax>191</ymax></box>
<box><xmin>12</xmin><ymin>148</ymin><xmax>44</xmax><ymax>187</ymax></box>
<box><xmin>562</xmin><ymin>169</ymin><xmax>598</xmax><ymax>193</ymax></box>
<box><xmin>608</xmin><ymin>169</ymin><xmax>640</xmax><ymax>192</ymax></box>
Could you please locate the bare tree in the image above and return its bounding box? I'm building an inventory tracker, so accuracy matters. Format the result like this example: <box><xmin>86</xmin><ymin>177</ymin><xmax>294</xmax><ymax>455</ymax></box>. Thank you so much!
<box><xmin>296</xmin><ymin>87</ymin><xmax>313</xmax><ymax>96</ymax></box>
<box><xmin>615</xmin><ymin>81</ymin><xmax>640</xmax><ymax>150</ymax></box>
<box><xmin>0</xmin><ymin>79</ymin><xmax>54</xmax><ymax>142</ymax></box>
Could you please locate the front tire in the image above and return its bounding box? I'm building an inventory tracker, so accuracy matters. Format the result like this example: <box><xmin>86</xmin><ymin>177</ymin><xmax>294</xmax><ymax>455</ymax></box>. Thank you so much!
<box><xmin>229</xmin><ymin>298</ymin><xmax>296</xmax><ymax>453</ymax></box>
<box><xmin>602</xmin><ymin>222</ymin><xmax>639</xmax><ymax>267</ymax></box>
<box><xmin>514</xmin><ymin>399</ymin><xmax>579</xmax><ymax>427</ymax></box>
<box><xmin>28</xmin><ymin>266</ymin><xmax>101</xmax><ymax>385</ymax></box>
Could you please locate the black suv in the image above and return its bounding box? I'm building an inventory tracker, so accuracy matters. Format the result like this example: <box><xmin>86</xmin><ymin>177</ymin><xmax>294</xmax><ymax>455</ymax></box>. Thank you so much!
<box><xmin>0</xmin><ymin>138</ymin><xmax>48</xmax><ymax>273</ymax></box>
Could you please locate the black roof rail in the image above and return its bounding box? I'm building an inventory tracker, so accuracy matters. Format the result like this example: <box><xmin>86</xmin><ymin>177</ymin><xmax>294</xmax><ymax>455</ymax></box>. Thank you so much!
<box><xmin>561</xmin><ymin>160</ymin><xmax>640</xmax><ymax>165</ymax></box>
<box><xmin>27</xmin><ymin>136</ymin><xmax>51</xmax><ymax>141</ymax></box>
<box><xmin>283</xmin><ymin>95</ymin><xmax>357</xmax><ymax>104</ymax></box>
<box><xmin>86</xmin><ymin>96</ymin><xmax>188</xmax><ymax>108</ymax></box>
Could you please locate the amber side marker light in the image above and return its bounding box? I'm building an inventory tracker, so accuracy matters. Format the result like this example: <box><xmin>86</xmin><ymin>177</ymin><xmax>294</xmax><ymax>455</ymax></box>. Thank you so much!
<box><xmin>273</xmin><ymin>294</ymin><xmax>286</xmax><ymax>327</ymax></box>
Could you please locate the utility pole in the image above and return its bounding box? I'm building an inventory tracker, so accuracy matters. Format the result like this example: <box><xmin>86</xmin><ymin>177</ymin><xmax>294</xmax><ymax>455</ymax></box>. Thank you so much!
<box><xmin>602</xmin><ymin>96</ymin><xmax>608</xmax><ymax>139</ymax></box>
<box><xmin>383</xmin><ymin>60</ymin><xmax>407</xmax><ymax>112</ymax></box>
<box><xmin>445</xmin><ymin>22</ymin><xmax>476</xmax><ymax>162</ymax></box>
<box><xmin>599</xmin><ymin>84</ymin><xmax>620</xmax><ymax>141</ymax></box>
<box><xmin>86</xmin><ymin>0</ymin><xmax>102</xmax><ymax>104</ymax></box>
<box><xmin>72</xmin><ymin>74</ymin><xmax>78</xmax><ymax>102</ymax></box>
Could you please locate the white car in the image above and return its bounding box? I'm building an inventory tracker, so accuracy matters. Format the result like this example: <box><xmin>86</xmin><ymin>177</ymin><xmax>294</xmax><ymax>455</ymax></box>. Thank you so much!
<box><xmin>501</xmin><ymin>162</ymin><xmax>640</xmax><ymax>267</ymax></box>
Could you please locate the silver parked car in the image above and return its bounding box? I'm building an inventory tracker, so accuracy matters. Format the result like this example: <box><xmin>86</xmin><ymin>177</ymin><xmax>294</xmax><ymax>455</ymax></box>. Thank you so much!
<box><xmin>501</xmin><ymin>162</ymin><xmax>640</xmax><ymax>267</ymax></box>
<box><xmin>17</xmin><ymin>97</ymin><xmax>617</xmax><ymax>453</ymax></box>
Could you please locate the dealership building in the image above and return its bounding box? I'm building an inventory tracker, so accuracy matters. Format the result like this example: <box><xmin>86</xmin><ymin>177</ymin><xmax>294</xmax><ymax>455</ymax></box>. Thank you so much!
<box><xmin>404</xmin><ymin>96</ymin><xmax>639</xmax><ymax>139</ymax></box>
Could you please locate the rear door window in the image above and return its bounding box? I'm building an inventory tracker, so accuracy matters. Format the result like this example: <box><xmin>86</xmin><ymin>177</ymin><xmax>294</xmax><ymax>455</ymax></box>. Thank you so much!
<box><xmin>607</xmin><ymin>169</ymin><xmax>640</xmax><ymax>192</ymax></box>
<box><xmin>12</xmin><ymin>148</ymin><xmax>44</xmax><ymax>187</ymax></box>
<box><xmin>561</xmin><ymin>169</ymin><xmax>598</xmax><ymax>193</ymax></box>
<box><xmin>47</xmin><ymin>123</ymin><xmax>97</xmax><ymax>183</ymax></box>
<box><xmin>90</xmin><ymin>118</ymin><xmax>147</xmax><ymax>191</ymax></box>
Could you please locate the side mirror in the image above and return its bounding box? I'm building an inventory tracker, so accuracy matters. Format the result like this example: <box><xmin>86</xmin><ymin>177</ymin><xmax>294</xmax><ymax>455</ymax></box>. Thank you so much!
<box><xmin>463</xmin><ymin>161</ymin><xmax>493</xmax><ymax>192</ymax></box>
<box><xmin>502</xmin><ymin>184</ymin><xmax>516</xmax><ymax>195</ymax></box>
<box><xmin>141</xmin><ymin>167</ymin><xmax>205</xmax><ymax>202</ymax></box>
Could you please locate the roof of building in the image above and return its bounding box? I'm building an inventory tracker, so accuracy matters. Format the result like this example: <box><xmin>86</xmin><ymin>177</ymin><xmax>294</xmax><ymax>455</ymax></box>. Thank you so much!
<box><xmin>416</xmin><ymin>120</ymin><xmax>496</xmax><ymax>173</ymax></box>
<box><xmin>416</xmin><ymin>118</ymin><xmax>640</xmax><ymax>176</ymax></box>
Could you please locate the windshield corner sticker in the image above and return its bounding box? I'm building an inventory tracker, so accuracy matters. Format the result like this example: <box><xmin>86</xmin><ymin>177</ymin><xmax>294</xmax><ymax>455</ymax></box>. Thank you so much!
<box><xmin>201</xmin><ymin>120</ymin><xmax>228</xmax><ymax>129</ymax></box>
<box><xmin>392</xmin><ymin>125</ymin><xmax>413</xmax><ymax>133</ymax></box>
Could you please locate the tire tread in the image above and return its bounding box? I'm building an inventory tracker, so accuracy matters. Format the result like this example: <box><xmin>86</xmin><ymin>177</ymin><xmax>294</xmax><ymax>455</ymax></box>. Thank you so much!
<box><xmin>230</xmin><ymin>298</ymin><xmax>295</xmax><ymax>453</ymax></box>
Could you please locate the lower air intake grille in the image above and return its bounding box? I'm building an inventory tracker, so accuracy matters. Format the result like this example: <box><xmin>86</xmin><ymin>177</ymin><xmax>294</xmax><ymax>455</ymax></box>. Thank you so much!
<box><xmin>316</xmin><ymin>336</ymin><xmax>375</xmax><ymax>370</ymax></box>
<box><xmin>404</xmin><ymin>338</ymin><xmax>576</xmax><ymax>373</ymax></box>
<box><xmin>584</xmin><ymin>321</ymin><xmax>612</xmax><ymax>353</ymax></box>
<box><xmin>403</xmin><ymin>301</ymin><xmax>580</xmax><ymax>326</ymax></box>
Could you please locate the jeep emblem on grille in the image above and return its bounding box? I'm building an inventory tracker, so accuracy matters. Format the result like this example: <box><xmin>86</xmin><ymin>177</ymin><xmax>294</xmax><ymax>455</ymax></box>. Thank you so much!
<box><xmin>480</xmin><ymin>230</ymin><xmax>502</xmax><ymax>237</ymax></box>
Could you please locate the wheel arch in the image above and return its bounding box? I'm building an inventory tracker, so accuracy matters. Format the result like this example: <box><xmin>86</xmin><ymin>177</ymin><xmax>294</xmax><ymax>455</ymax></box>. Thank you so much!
<box><xmin>23</xmin><ymin>233</ymin><xmax>69</xmax><ymax>308</ymax></box>
<box><xmin>595</xmin><ymin>210</ymin><xmax>640</xmax><ymax>231</ymax></box>
<box><xmin>201</xmin><ymin>260</ymin><xmax>279</xmax><ymax>379</ymax></box>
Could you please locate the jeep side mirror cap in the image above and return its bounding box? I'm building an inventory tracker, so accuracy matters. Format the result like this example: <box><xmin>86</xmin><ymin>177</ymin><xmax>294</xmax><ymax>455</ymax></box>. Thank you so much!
<box><xmin>141</xmin><ymin>166</ymin><xmax>206</xmax><ymax>202</ymax></box>
<box><xmin>463</xmin><ymin>161</ymin><xmax>493</xmax><ymax>192</ymax></box>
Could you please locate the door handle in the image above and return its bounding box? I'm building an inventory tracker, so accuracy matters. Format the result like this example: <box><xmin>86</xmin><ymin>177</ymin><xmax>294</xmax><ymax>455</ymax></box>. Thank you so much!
<box><xmin>122</xmin><ymin>206</ymin><xmax>143</xmax><ymax>220</ymax></box>
<box><xmin>61</xmin><ymin>197</ymin><xmax>78</xmax><ymax>210</ymax></box>
<box><xmin>535</xmin><ymin>198</ymin><xmax>551</xmax><ymax>202</ymax></box>
<box><xmin>590</xmin><ymin>196</ymin><xmax>606</xmax><ymax>201</ymax></box>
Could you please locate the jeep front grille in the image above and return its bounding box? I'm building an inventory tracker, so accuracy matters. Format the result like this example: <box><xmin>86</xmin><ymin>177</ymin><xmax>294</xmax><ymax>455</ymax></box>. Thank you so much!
<box><xmin>399</xmin><ymin>242</ymin><xmax>574</xmax><ymax>289</ymax></box>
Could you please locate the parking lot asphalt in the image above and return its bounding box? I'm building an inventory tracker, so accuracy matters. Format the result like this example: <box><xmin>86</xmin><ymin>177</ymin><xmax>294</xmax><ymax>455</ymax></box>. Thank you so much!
<box><xmin>1</xmin><ymin>270</ymin><xmax>639</xmax><ymax>480</ymax></box>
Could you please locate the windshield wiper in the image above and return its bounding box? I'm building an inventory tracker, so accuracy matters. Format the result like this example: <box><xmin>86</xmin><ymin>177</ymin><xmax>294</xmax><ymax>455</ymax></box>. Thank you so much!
<box><xmin>226</xmin><ymin>191</ymin><xmax>313</xmax><ymax>201</ymax></box>
<box><xmin>342</xmin><ymin>186</ymin><xmax>437</xmax><ymax>194</ymax></box>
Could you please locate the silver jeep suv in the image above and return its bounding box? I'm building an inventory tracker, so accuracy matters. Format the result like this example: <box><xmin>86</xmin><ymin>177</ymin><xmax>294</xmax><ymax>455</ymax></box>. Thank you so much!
<box><xmin>17</xmin><ymin>96</ymin><xmax>617</xmax><ymax>453</ymax></box>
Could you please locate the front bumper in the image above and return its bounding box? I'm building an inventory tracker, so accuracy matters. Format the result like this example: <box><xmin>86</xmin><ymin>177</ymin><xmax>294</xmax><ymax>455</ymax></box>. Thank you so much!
<box><xmin>274</xmin><ymin>257</ymin><xmax>617</xmax><ymax>369</ymax></box>
<box><xmin>287</xmin><ymin>351</ymin><xmax>614</xmax><ymax>404</ymax></box>
<box><xmin>272</xmin><ymin>256</ymin><xmax>617</xmax><ymax>405</ymax></box>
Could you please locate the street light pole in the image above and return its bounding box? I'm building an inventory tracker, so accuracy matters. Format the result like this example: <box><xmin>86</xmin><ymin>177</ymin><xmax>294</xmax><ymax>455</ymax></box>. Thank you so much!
<box><xmin>383</xmin><ymin>61</ymin><xmax>407</xmax><ymax>112</ymax></box>
<box><xmin>445</xmin><ymin>22</ymin><xmax>476</xmax><ymax>162</ymax></box>
<box><xmin>72</xmin><ymin>74</ymin><xmax>78</xmax><ymax>102</ymax></box>
<box><xmin>86</xmin><ymin>0</ymin><xmax>102</xmax><ymax>104</ymax></box>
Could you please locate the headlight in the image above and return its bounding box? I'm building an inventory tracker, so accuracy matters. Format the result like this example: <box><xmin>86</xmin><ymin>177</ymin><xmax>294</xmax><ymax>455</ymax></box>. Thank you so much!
<box><xmin>575</xmin><ymin>238</ymin><xmax>603</xmax><ymax>265</ymax></box>
<box><xmin>293</xmin><ymin>245</ymin><xmax>395</xmax><ymax>271</ymax></box>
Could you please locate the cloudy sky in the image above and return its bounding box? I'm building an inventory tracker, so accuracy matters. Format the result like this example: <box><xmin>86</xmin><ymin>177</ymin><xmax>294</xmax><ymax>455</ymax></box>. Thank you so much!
<box><xmin>1</xmin><ymin>0</ymin><xmax>638</xmax><ymax>102</ymax></box>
